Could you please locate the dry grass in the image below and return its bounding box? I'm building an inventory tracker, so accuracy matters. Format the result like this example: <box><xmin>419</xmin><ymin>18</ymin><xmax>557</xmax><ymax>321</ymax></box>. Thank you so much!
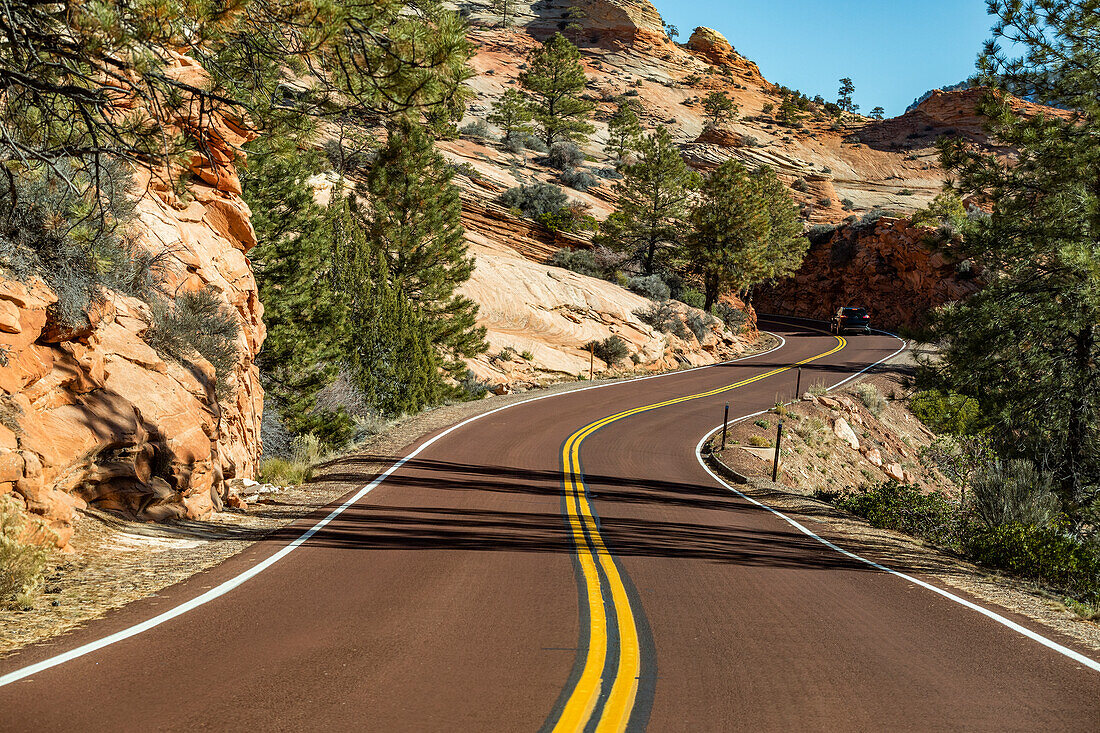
<box><xmin>0</xmin><ymin>500</ymin><xmax>53</xmax><ymax>610</ymax></box>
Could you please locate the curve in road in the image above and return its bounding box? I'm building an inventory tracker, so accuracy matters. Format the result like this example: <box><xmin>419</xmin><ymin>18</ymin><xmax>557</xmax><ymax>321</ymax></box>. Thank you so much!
<box><xmin>2</xmin><ymin>319</ymin><xmax>1099</xmax><ymax>732</ymax></box>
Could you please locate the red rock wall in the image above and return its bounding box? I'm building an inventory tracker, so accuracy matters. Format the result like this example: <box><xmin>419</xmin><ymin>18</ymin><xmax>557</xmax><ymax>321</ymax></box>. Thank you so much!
<box><xmin>753</xmin><ymin>218</ymin><xmax>983</xmax><ymax>331</ymax></box>
<box><xmin>0</xmin><ymin>56</ymin><xmax>264</xmax><ymax>551</ymax></box>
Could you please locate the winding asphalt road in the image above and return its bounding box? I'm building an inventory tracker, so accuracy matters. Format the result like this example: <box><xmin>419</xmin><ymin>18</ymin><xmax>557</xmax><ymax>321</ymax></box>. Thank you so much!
<box><xmin>2</xmin><ymin>318</ymin><xmax>1099</xmax><ymax>731</ymax></box>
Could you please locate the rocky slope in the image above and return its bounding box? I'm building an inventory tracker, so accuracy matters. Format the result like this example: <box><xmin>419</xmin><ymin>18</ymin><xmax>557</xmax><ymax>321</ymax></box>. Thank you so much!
<box><xmin>447</xmin><ymin>0</ymin><xmax>1060</xmax><ymax>351</ymax></box>
<box><xmin>0</xmin><ymin>56</ymin><xmax>264</xmax><ymax>550</ymax></box>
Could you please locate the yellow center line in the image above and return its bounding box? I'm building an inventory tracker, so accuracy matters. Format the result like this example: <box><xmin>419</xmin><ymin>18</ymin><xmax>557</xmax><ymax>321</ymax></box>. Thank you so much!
<box><xmin>551</xmin><ymin>335</ymin><xmax>846</xmax><ymax>733</ymax></box>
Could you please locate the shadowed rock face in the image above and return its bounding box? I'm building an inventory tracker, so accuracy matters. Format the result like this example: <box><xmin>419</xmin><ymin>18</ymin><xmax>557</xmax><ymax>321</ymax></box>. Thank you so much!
<box><xmin>0</xmin><ymin>54</ymin><xmax>264</xmax><ymax>551</ymax></box>
<box><xmin>753</xmin><ymin>218</ymin><xmax>984</xmax><ymax>331</ymax></box>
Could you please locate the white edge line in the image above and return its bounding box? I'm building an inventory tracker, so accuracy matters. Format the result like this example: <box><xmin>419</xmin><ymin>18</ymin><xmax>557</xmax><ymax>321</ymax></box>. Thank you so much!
<box><xmin>0</xmin><ymin>331</ymin><xmax>793</xmax><ymax>687</ymax></box>
<box><xmin>694</xmin><ymin>331</ymin><xmax>1100</xmax><ymax>676</ymax></box>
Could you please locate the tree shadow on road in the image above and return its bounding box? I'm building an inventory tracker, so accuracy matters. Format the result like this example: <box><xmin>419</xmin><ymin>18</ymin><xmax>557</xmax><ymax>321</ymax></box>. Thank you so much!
<box><xmin>265</xmin><ymin>453</ymin><xmax>973</xmax><ymax>580</ymax></box>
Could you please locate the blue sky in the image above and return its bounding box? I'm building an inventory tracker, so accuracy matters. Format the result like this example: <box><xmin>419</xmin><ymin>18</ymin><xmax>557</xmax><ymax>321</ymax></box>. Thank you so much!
<box><xmin>658</xmin><ymin>0</ymin><xmax>995</xmax><ymax>116</ymax></box>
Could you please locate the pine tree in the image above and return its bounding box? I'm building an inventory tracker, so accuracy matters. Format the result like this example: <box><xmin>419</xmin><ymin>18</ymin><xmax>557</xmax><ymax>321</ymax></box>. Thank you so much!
<box><xmin>350</xmin><ymin>254</ymin><xmax>446</xmax><ymax>417</ymax></box>
<box><xmin>837</xmin><ymin>77</ymin><xmax>858</xmax><ymax>113</ymax></box>
<box><xmin>490</xmin><ymin>0</ymin><xmax>515</xmax><ymax>28</ymax></box>
<box><xmin>329</xmin><ymin>195</ymin><xmax>446</xmax><ymax>417</ymax></box>
<box><xmin>561</xmin><ymin>7</ymin><xmax>588</xmax><ymax>45</ymax></box>
<box><xmin>776</xmin><ymin>96</ymin><xmax>800</xmax><ymax>125</ymax></box>
<box><xmin>595</xmin><ymin>127</ymin><xmax>700</xmax><ymax>276</ymax></box>
<box><xmin>686</xmin><ymin>161</ymin><xmax>807</xmax><ymax>311</ymax></box>
<box><xmin>605</xmin><ymin>100</ymin><xmax>642</xmax><ymax>161</ymax></box>
<box><xmin>701</xmin><ymin>91</ymin><xmax>738</xmax><ymax>127</ymax></box>
<box><xmin>926</xmin><ymin>0</ymin><xmax>1100</xmax><ymax>519</ymax></box>
<box><xmin>488</xmin><ymin>88</ymin><xmax>534</xmax><ymax>143</ymax></box>
<box><xmin>519</xmin><ymin>33</ymin><xmax>595</xmax><ymax>149</ymax></box>
<box><xmin>243</xmin><ymin>143</ymin><xmax>355</xmax><ymax>446</ymax></box>
<box><xmin>870</xmin><ymin>106</ymin><xmax>886</xmax><ymax>120</ymax></box>
<box><xmin>355</xmin><ymin>121</ymin><xmax>487</xmax><ymax>379</ymax></box>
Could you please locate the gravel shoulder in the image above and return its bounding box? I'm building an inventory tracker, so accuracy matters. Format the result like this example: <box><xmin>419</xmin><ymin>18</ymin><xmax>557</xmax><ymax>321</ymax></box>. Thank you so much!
<box><xmin>1</xmin><ymin>335</ymin><xmax>779</xmax><ymax>657</ymax></box>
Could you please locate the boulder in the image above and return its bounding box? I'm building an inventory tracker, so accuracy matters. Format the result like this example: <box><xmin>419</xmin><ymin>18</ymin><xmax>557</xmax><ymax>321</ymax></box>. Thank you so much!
<box><xmin>885</xmin><ymin>463</ymin><xmax>906</xmax><ymax>482</ymax></box>
<box><xmin>833</xmin><ymin>418</ymin><xmax>860</xmax><ymax>451</ymax></box>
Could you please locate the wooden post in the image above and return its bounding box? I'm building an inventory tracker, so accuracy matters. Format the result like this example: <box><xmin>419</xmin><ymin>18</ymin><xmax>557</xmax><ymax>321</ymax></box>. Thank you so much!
<box><xmin>721</xmin><ymin>403</ymin><xmax>730</xmax><ymax>450</ymax></box>
<box><xmin>772</xmin><ymin>420</ymin><xmax>785</xmax><ymax>483</ymax></box>
<box><xmin>589</xmin><ymin>343</ymin><xmax>594</xmax><ymax>381</ymax></box>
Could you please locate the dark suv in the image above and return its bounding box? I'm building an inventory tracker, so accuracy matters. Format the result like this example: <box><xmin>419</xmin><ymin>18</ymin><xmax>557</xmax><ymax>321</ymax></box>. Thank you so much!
<box><xmin>830</xmin><ymin>307</ymin><xmax>872</xmax><ymax>335</ymax></box>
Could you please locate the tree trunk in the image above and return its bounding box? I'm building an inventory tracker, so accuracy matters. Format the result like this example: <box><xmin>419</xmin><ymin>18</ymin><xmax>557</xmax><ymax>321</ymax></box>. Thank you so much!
<box><xmin>703</xmin><ymin>274</ymin><xmax>718</xmax><ymax>313</ymax></box>
<box><xmin>644</xmin><ymin>236</ymin><xmax>656</xmax><ymax>276</ymax></box>
<box><xmin>1064</xmin><ymin>324</ymin><xmax>1095</xmax><ymax>504</ymax></box>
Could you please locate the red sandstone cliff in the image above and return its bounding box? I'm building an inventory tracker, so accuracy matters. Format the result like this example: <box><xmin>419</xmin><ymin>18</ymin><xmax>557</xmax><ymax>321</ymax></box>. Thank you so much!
<box><xmin>0</xmin><ymin>56</ymin><xmax>264</xmax><ymax>551</ymax></box>
<box><xmin>753</xmin><ymin>217</ymin><xmax>984</xmax><ymax>331</ymax></box>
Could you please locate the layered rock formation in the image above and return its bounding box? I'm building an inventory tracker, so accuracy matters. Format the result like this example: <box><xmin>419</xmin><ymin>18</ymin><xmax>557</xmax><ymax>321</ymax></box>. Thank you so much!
<box><xmin>461</xmin><ymin>237</ymin><xmax>757</xmax><ymax>389</ymax></box>
<box><xmin>753</xmin><ymin>218</ymin><xmax>983</xmax><ymax>330</ymax></box>
<box><xmin>0</xmin><ymin>56</ymin><xmax>264</xmax><ymax>550</ymax></box>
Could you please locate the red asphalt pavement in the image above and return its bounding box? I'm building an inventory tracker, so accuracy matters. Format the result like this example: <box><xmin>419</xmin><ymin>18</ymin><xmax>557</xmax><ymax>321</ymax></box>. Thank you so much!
<box><xmin>1</xmin><ymin>318</ymin><xmax>1098</xmax><ymax>731</ymax></box>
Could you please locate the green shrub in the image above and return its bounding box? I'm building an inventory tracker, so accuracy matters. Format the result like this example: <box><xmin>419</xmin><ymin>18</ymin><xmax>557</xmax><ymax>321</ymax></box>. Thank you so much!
<box><xmin>967</xmin><ymin>523</ymin><xmax>1100</xmax><ymax>603</ymax></box>
<box><xmin>627</xmin><ymin>274</ymin><xmax>670</xmax><ymax>301</ymax></box>
<box><xmin>678</xmin><ymin>288</ymin><xmax>705</xmax><ymax>310</ymax></box>
<box><xmin>969</xmin><ymin>459</ymin><xmax>1061</xmax><ymax>529</ymax></box>
<box><xmin>500</xmin><ymin>183</ymin><xmax>570</xmax><ymax>219</ymax></box>
<box><xmin>461</xmin><ymin>369</ymin><xmax>490</xmax><ymax>399</ymax></box>
<box><xmin>807</xmin><ymin>223</ymin><xmax>839</xmax><ymax>243</ymax></box>
<box><xmin>0</xmin><ymin>159</ymin><xmax>151</xmax><ymax>328</ymax></box>
<box><xmin>749</xmin><ymin>435</ymin><xmax>772</xmax><ymax>448</ymax></box>
<box><xmin>833</xmin><ymin>482</ymin><xmax>966</xmax><ymax>550</ymax></box>
<box><xmin>634</xmin><ymin>302</ymin><xmax>689</xmax><ymax>339</ymax></box>
<box><xmin>258</xmin><ymin>458</ymin><xmax>311</xmax><ymax>487</ymax></box>
<box><xmin>459</xmin><ymin>119</ymin><xmax>492</xmax><ymax>139</ymax></box>
<box><xmin>585</xmin><ymin>336</ymin><xmax>630</xmax><ymax>366</ymax></box>
<box><xmin>547</xmin><ymin>142</ymin><xmax>585</xmax><ymax>170</ymax></box>
<box><xmin>560</xmin><ymin>167</ymin><xmax>598</xmax><ymax>192</ymax></box>
<box><xmin>910</xmin><ymin>390</ymin><xmax>984</xmax><ymax>436</ymax></box>
<box><xmin>754</xmin><ymin>419</ymin><xmax>770</xmax><ymax>429</ymax></box>
<box><xmin>854</xmin><ymin>383</ymin><xmax>885</xmax><ymax>416</ymax></box>
<box><xmin>550</xmin><ymin>248</ymin><xmax>603</xmax><ymax>278</ymax></box>
<box><xmin>713</xmin><ymin>302</ymin><xmax>748</xmax><ymax>332</ymax></box>
<box><xmin>147</xmin><ymin>287</ymin><xmax>240</xmax><ymax>398</ymax></box>
<box><xmin>686</xmin><ymin>311</ymin><xmax>718</xmax><ymax>341</ymax></box>
<box><xmin>0</xmin><ymin>500</ymin><xmax>52</xmax><ymax>610</ymax></box>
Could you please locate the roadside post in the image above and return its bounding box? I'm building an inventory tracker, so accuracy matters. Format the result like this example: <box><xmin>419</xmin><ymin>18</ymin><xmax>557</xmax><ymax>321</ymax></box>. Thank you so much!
<box><xmin>795</xmin><ymin>366</ymin><xmax>802</xmax><ymax>401</ymax></box>
<box><xmin>772</xmin><ymin>420</ymin><xmax>785</xmax><ymax>482</ymax></box>
<box><xmin>721</xmin><ymin>403</ymin><xmax>730</xmax><ymax>450</ymax></box>
<box><xmin>589</xmin><ymin>343</ymin><xmax>594</xmax><ymax>381</ymax></box>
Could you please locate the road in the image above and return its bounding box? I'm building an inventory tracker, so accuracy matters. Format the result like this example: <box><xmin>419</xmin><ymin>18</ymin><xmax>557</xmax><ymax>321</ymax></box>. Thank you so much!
<box><xmin>2</xmin><ymin>318</ymin><xmax>1099</xmax><ymax>731</ymax></box>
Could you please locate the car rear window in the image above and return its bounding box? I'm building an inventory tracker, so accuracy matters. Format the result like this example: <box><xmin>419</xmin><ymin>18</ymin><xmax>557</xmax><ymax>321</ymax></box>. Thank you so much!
<box><xmin>842</xmin><ymin>308</ymin><xmax>866</xmax><ymax>316</ymax></box>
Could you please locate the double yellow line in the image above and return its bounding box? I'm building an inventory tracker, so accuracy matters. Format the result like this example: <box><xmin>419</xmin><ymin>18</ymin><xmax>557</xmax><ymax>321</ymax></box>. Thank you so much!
<box><xmin>549</xmin><ymin>335</ymin><xmax>846</xmax><ymax>732</ymax></box>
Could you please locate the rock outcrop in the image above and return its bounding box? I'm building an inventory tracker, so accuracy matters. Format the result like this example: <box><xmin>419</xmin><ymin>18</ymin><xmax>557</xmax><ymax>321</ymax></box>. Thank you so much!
<box><xmin>685</xmin><ymin>26</ymin><xmax>765</xmax><ymax>82</ymax></box>
<box><xmin>0</xmin><ymin>55</ymin><xmax>264</xmax><ymax>551</ymax></box>
<box><xmin>522</xmin><ymin>0</ymin><xmax>668</xmax><ymax>47</ymax></box>
<box><xmin>461</xmin><ymin>234</ymin><xmax>758</xmax><ymax>390</ymax></box>
<box><xmin>753</xmin><ymin>217</ymin><xmax>984</xmax><ymax>330</ymax></box>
